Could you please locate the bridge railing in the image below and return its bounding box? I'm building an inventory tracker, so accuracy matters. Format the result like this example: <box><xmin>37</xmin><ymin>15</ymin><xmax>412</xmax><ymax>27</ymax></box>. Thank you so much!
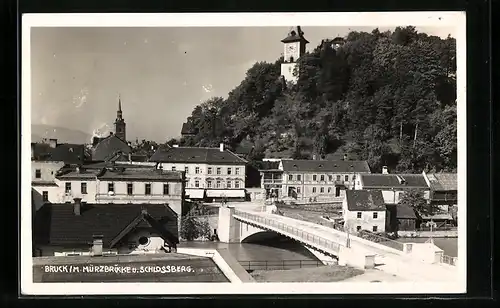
<box><xmin>238</xmin><ymin>259</ymin><xmax>323</xmax><ymax>271</ymax></box>
<box><xmin>440</xmin><ymin>254</ymin><xmax>457</xmax><ymax>266</ymax></box>
<box><xmin>233</xmin><ymin>210</ymin><xmax>343</xmax><ymax>253</ymax></box>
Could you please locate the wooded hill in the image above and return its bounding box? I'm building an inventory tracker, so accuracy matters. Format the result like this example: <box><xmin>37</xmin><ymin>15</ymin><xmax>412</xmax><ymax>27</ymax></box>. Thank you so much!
<box><xmin>175</xmin><ymin>26</ymin><xmax>457</xmax><ymax>174</ymax></box>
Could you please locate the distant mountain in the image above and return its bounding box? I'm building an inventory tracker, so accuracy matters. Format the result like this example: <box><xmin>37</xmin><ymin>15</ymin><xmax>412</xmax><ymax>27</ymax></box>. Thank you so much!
<box><xmin>31</xmin><ymin>124</ymin><xmax>93</xmax><ymax>144</ymax></box>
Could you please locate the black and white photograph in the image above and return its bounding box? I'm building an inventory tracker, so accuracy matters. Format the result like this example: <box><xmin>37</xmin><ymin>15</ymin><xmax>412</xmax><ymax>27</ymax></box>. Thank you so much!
<box><xmin>21</xmin><ymin>12</ymin><xmax>466</xmax><ymax>295</ymax></box>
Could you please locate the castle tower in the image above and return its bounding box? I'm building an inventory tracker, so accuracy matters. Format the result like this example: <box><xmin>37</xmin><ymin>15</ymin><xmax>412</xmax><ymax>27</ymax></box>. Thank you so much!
<box><xmin>114</xmin><ymin>95</ymin><xmax>126</xmax><ymax>142</ymax></box>
<box><xmin>280</xmin><ymin>26</ymin><xmax>309</xmax><ymax>83</ymax></box>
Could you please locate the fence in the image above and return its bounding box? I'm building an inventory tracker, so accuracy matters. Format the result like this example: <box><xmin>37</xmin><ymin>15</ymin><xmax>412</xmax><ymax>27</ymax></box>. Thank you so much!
<box><xmin>233</xmin><ymin>210</ymin><xmax>343</xmax><ymax>253</ymax></box>
<box><xmin>440</xmin><ymin>254</ymin><xmax>458</xmax><ymax>266</ymax></box>
<box><xmin>357</xmin><ymin>231</ymin><xmax>405</xmax><ymax>251</ymax></box>
<box><xmin>238</xmin><ymin>259</ymin><xmax>324</xmax><ymax>271</ymax></box>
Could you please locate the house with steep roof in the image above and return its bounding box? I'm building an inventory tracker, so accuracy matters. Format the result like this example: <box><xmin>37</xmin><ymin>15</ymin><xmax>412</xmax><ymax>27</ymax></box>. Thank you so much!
<box><xmin>149</xmin><ymin>143</ymin><xmax>247</xmax><ymax>202</ymax></box>
<box><xmin>422</xmin><ymin>172</ymin><xmax>457</xmax><ymax>225</ymax></box>
<box><xmin>342</xmin><ymin>190</ymin><xmax>387</xmax><ymax>233</ymax></box>
<box><xmin>33</xmin><ymin>200</ymin><xmax>179</xmax><ymax>257</ymax></box>
<box><xmin>385</xmin><ymin>203</ymin><xmax>418</xmax><ymax>232</ymax></box>
<box><xmin>276</xmin><ymin>159</ymin><xmax>371</xmax><ymax>202</ymax></box>
<box><xmin>91</xmin><ymin>132</ymin><xmax>132</xmax><ymax>162</ymax></box>
<box><xmin>354</xmin><ymin>172</ymin><xmax>431</xmax><ymax>204</ymax></box>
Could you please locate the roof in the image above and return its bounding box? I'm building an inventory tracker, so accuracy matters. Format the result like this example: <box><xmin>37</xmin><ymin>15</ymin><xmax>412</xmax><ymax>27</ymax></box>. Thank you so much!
<box><xmin>180</xmin><ymin>122</ymin><xmax>196</xmax><ymax>135</ymax></box>
<box><xmin>34</xmin><ymin>203</ymin><xmax>179</xmax><ymax>248</ymax></box>
<box><xmin>360</xmin><ymin>174</ymin><xmax>429</xmax><ymax>189</ymax></box>
<box><xmin>281</xmin><ymin>26</ymin><xmax>310</xmax><ymax>43</ymax></box>
<box><xmin>386</xmin><ymin>203</ymin><xmax>417</xmax><ymax>219</ymax></box>
<box><xmin>31</xmin><ymin>142</ymin><xmax>86</xmax><ymax>165</ymax></box>
<box><xmin>149</xmin><ymin>146</ymin><xmax>247</xmax><ymax>165</ymax></box>
<box><xmin>92</xmin><ymin>134</ymin><xmax>132</xmax><ymax>162</ymax></box>
<box><xmin>281</xmin><ymin>159</ymin><xmax>371</xmax><ymax>173</ymax></box>
<box><xmin>98</xmin><ymin>168</ymin><xmax>184</xmax><ymax>182</ymax></box>
<box><xmin>332</xmin><ymin>37</ymin><xmax>346</xmax><ymax>43</ymax></box>
<box><xmin>258</xmin><ymin>161</ymin><xmax>281</xmax><ymax>171</ymax></box>
<box><xmin>426</xmin><ymin>173</ymin><xmax>457</xmax><ymax>191</ymax></box>
<box><xmin>346</xmin><ymin>190</ymin><xmax>385</xmax><ymax>211</ymax></box>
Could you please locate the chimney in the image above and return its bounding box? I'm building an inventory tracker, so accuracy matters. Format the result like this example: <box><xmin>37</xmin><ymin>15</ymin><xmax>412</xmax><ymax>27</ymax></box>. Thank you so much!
<box><xmin>343</xmin><ymin>154</ymin><xmax>348</xmax><ymax>161</ymax></box>
<box><xmin>382</xmin><ymin>166</ymin><xmax>389</xmax><ymax>174</ymax></box>
<box><xmin>73</xmin><ymin>197</ymin><xmax>82</xmax><ymax>216</ymax></box>
<box><xmin>219</xmin><ymin>143</ymin><xmax>224</xmax><ymax>152</ymax></box>
<box><xmin>49</xmin><ymin>138</ymin><xmax>57</xmax><ymax>148</ymax></box>
<box><xmin>91</xmin><ymin>235</ymin><xmax>103</xmax><ymax>257</ymax></box>
<box><xmin>31</xmin><ymin>143</ymin><xmax>35</xmax><ymax>159</ymax></box>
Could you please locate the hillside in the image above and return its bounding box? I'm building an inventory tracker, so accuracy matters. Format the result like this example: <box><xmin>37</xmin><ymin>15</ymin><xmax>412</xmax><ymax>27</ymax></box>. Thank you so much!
<box><xmin>31</xmin><ymin>124</ymin><xmax>93</xmax><ymax>144</ymax></box>
<box><xmin>177</xmin><ymin>26</ymin><xmax>457</xmax><ymax>174</ymax></box>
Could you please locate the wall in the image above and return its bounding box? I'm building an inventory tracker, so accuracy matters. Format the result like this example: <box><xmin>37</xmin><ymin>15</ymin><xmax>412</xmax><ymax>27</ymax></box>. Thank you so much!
<box><xmin>342</xmin><ymin>199</ymin><xmax>386</xmax><ymax>233</ymax></box>
<box><xmin>281</xmin><ymin>62</ymin><xmax>298</xmax><ymax>83</ymax></box>
<box><xmin>32</xmin><ymin>186</ymin><xmax>61</xmax><ymax>210</ymax></box>
<box><xmin>55</xmin><ymin>179</ymin><xmax>98</xmax><ymax>203</ymax></box>
<box><xmin>32</xmin><ymin>161</ymin><xmax>65</xmax><ymax>183</ymax></box>
<box><xmin>157</xmin><ymin>162</ymin><xmax>246</xmax><ymax>189</ymax></box>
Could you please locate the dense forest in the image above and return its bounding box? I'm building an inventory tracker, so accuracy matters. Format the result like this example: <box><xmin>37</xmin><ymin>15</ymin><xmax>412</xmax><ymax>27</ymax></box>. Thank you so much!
<box><xmin>173</xmin><ymin>26</ymin><xmax>457</xmax><ymax>174</ymax></box>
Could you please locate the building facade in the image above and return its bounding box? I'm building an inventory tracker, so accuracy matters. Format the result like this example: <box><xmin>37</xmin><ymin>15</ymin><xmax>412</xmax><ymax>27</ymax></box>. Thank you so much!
<box><xmin>275</xmin><ymin>159</ymin><xmax>371</xmax><ymax>202</ymax></box>
<box><xmin>149</xmin><ymin>144</ymin><xmax>247</xmax><ymax>201</ymax></box>
<box><xmin>342</xmin><ymin>190</ymin><xmax>387</xmax><ymax>234</ymax></box>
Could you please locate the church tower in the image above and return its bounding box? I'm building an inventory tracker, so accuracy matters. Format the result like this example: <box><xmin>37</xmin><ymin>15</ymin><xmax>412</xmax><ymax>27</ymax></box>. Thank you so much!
<box><xmin>114</xmin><ymin>96</ymin><xmax>126</xmax><ymax>142</ymax></box>
<box><xmin>280</xmin><ymin>26</ymin><xmax>309</xmax><ymax>83</ymax></box>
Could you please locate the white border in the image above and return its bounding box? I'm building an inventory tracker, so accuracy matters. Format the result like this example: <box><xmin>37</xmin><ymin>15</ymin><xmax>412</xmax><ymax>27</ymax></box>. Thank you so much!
<box><xmin>21</xmin><ymin>12</ymin><xmax>467</xmax><ymax>295</ymax></box>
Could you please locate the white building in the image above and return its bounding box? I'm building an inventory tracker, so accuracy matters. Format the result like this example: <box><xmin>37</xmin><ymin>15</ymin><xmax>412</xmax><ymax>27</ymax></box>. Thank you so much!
<box><xmin>342</xmin><ymin>190</ymin><xmax>387</xmax><ymax>234</ymax></box>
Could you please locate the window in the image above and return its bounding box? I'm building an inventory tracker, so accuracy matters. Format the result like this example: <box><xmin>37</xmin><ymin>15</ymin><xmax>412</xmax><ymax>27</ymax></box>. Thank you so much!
<box><xmin>320</xmin><ymin>175</ymin><xmax>325</xmax><ymax>181</ymax></box>
<box><xmin>227</xmin><ymin>180</ymin><xmax>232</xmax><ymax>188</ymax></box>
<box><xmin>320</xmin><ymin>187</ymin><xmax>324</xmax><ymax>193</ymax></box>
<box><xmin>313</xmin><ymin>175</ymin><xmax>317</xmax><ymax>181</ymax></box>
<box><xmin>234</xmin><ymin>181</ymin><xmax>240</xmax><ymax>188</ymax></box>
<box><xmin>356</xmin><ymin>226</ymin><xmax>361</xmax><ymax>231</ymax></box>
<box><xmin>312</xmin><ymin>187</ymin><xmax>316</xmax><ymax>193</ymax></box>
<box><xmin>335</xmin><ymin>187</ymin><xmax>341</xmax><ymax>197</ymax></box>
<box><xmin>227</xmin><ymin>168</ymin><xmax>232</xmax><ymax>175</ymax></box>
<box><xmin>235</xmin><ymin>168</ymin><xmax>240</xmax><ymax>175</ymax></box>
<box><xmin>345</xmin><ymin>175</ymin><xmax>349</xmax><ymax>181</ymax></box>
<box><xmin>195</xmin><ymin>180</ymin><xmax>200</xmax><ymax>188</ymax></box>
<box><xmin>288</xmin><ymin>174</ymin><xmax>293</xmax><ymax>181</ymax></box>
<box><xmin>163</xmin><ymin>184</ymin><xmax>169</xmax><ymax>195</ymax></box>
<box><xmin>81</xmin><ymin>183</ymin><xmax>87</xmax><ymax>194</ymax></box>
<box><xmin>297</xmin><ymin>174</ymin><xmax>301</xmax><ymax>181</ymax></box>
<box><xmin>65</xmin><ymin>182</ymin><xmax>71</xmax><ymax>193</ymax></box>
<box><xmin>216</xmin><ymin>180</ymin><xmax>221</xmax><ymax>188</ymax></box>
<box><xmin>138</xmin><ymin>236</ymin><xmax>150</xmax><ymax>246</ymax></box>
<box><xmin>42</xmin><ymin>191</ymin><xmax>48</xmax><ymax>202</ymax></box>
<box><xmin>336</xmin><ymin>175</ymin><xmax>341</xmax><ymax>181</ymax></box>
<box><xmin>184</xmin><ymin>166</ymin><xmax>189</xmax><ymax>173</ymax></box>
<box><xmin>373</xmin><ymin>226</ymin><xmax>378</xmax><ymax>232</ymax></box>
<box><xmin>145</xmin><ymin>183</ymin><xmax>151</xmax><ymax>195</ymax></box>
<box><xmin>127</xmin><ymin>183</ymin><xmax>133</xmax><ymax>195</ymax></box>
<box><xmin>207</xmin><ymin>180</ymin><xmax>212</xmax><ymax>188</ymax></box>
<box><xmin>328</xmin><ymin>187</ymin><xmax>332</xmax><ymax>193</ymax></box>
<box><xmin>357</xmin><ymin>212</ymin><xmax>362</xmax><ymax>219</ymax></box>
<box><xmin>171</xmin><ymin>166</ymin><xmax>176</xmax><ymax>171</ymax></box>
<box><xmin>108</xmin><ymin>183</ymin><xmax>114</xmax><ymax>193</ymax></box>
<box><xmin>216</xmin><ymin>167</ymin><xmax>221</xmax><ymax>175</ymax></box>
<box><xmin>328</xmin><ymin>175</ymin><xmax>333</xmax><ymax>181</ymax></box>
<box><xmin>195</xmin><ymin>167</ymin><xmax>200</xmax><ymax>174</ymax></box>
<box><xmin>206</xmin><ymin>167</ymin><xmax>212</xmax><ymax>175</ymax></box>
<box><xmin>373</xmin><ymin>212</ymin><xmax>378</xmax><ymax>219</ymax></box>
<box><xmin>35</xmin><ymin>169</ymin><xmax>41</xmax><ymax>179</ymax></box>
<box><xmin>297</xmin><ymin>187</ymin><xmax>301</xmax><ymax>193</ymax></box>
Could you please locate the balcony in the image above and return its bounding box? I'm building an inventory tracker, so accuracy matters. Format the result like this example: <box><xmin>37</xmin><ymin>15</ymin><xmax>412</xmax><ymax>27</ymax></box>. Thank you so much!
<box><xmin>95</xmin><ymin>193</ymin><xmax>181</xmax><ymax>203</ymax></box>
<box><xmin>263</xmin><ymin>179</ymin><xmax>283</xmax><ymax>184</ymax></box>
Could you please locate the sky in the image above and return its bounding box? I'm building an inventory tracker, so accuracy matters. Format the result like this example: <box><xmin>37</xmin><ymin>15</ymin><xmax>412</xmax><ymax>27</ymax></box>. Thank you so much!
<box><xmin>31</xmin><ymin>25</ymin><xmax>456</xmax><ymax>143</ymax></box>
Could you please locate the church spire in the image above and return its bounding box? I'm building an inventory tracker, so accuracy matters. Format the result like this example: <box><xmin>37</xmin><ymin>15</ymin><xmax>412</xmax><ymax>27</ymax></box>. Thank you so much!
<box><xmin>114</xmin><ymin>94</ymin><xmax>126</xmax><ymax>142</ymax></box>
<box><xmin>117</xmin><ymin>95</ymin><xmax>123</xmax><ymax>120</ymax></box>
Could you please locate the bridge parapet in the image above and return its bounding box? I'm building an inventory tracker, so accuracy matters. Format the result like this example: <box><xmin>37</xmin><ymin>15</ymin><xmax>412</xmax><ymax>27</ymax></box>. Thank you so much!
<box><xmin>233</xmin><ymin>210</ymin><xmax>343</xmax><ymax>254</ymax></box>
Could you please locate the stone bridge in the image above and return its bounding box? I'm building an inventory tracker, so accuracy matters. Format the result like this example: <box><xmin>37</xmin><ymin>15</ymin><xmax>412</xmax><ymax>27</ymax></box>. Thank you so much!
<box><xmin>217</xmin><ymin>206</ymin><xmax>458</xmax><ymax>282</ymax></box>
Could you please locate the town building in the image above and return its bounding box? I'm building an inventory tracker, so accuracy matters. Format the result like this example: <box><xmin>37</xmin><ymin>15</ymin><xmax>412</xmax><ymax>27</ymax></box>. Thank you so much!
<box><xmin>342</xmin><ymin>190</ymin><xmax>386</xmax><ymax>234</ymax></box>
<box><xmin>149</xmin><ymin>144</ymin><xmax>247</xmax><ymax>202</ymax></box>
<box><xmin>422</xmin><ymin>172</ymin><xmax>457</xmax><ymax>226</ymax></box>
<box><xmin>31</xmin><ymin>139</ymin><xmax>87</xmax><ymax>210</ymax></box>
<box><xmin>280</xmin><ymin>26</ymin><xmax>309</xmax><ymax>83</ymax></box>
<box><xmin>264</xmin><ymin>159</ymin><xmax>371</xmax><ymax>202</ymax></box>
<box><xmin>354</xmin><ymin>171</ymin><xmax>430</xmax><ymax>204</ymax></box>
<box><xmin>54</xmin><ymin>165</ymin><xmax>185</xmax><ymax>232</ymax></box>
<box><xmin>385</xmin><ymin>203</ymin><xmax>418</xmax><ymax>232</ymax></box>
<box><xmin>33</xmin><ymin>200</ymin><xmax>179</xmax><ymax>257</ymax></box>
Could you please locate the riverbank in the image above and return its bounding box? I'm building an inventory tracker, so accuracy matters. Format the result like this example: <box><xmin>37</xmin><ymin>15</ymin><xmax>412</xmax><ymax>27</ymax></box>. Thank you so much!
<box><xmin>250</xmin><ymin>265</ymin><xmax>363</xmax><ymax>282</ymax></box>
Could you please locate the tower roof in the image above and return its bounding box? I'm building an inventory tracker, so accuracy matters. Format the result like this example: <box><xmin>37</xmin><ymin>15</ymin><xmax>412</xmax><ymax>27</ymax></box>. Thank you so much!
<box><xmin>281</xmin><ymin>26</ymin><xmax>309</xmax><ymax>44</ymax></box>
<box><xmin>118</xmin><ymin>95</ymin><xmax>122</xmax><ymax>112</ymax></box>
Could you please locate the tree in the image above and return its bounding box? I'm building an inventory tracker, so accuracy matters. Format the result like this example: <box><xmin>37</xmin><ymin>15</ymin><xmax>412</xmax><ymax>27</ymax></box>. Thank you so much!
<box><xmin>399</xmin><ymin>190</ymin><xmax>440</xmax><ymax>217</ymax></box>
<box><xmin>180</xmin><ymin>202</ymin><xmax>212</xmax><ymax>241</ymax></box>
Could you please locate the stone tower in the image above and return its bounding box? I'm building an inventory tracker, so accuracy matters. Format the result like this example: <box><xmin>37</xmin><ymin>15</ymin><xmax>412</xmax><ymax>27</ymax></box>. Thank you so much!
<box><xmin>114</xmin><ymin>96</ymin><xmax>126</xmax><ymax>142</ymax></box>
<box><xmin>280</xmin><ymin>26</ymin><xmax>309</xmax><ymax>83</ymax></box>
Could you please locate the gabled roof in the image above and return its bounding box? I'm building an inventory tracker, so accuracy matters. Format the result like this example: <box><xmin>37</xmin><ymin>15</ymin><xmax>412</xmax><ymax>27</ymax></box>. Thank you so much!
<box><xmin>181</xmin><ymin>122</ymin><xmax>196</xmax><ymax>135</ymax></box>
<box><xmin>360</xmin><ymin>174</ymin><xmax>429</xmax><ymax>189</ymax></box>
<box><xmin>386</xmin><ymin>203</ymin><xmax>417</xmax><ymax>219</ymax></box>
<box><xmin>426</xmin><ymin>173</ymin><xmax>457</xmax><ymax>191</ymax></box>
<box><xmin>281</xmin><ymin>159</ymin><xmax>371</xmax><ymax>173</ymax></box>
<box><xmin>31</xmin><ymin>142</ymin><xmax>86</xmax><ymax>165</ymax></box>
<box><xmin>149</xmin><ymin>146</ymin><xmax>247</xmax><ymax>165</ymax></box>
<box><xmin>346</xmin><ymin>190</ymin><xmax>385</xmax><ymax>211</ymax></box>
<box><xmin>34</xmin><ymin>203</ymin><xmax>178</xmax><ymax>248</ymax></box>
<box><xmin>258</xmin><ymin>161</ymin><xmax>281</xmax><ymax>171</ymax></box>
<box><xmin>92</xmin><ymin>134</ymin><xmax>132</xmax><ymax>161</ymax></box>
<box><xmin>98</xmin><ymin>168</ymin><xmax>184</xmax><ymax>182</ymax></box>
